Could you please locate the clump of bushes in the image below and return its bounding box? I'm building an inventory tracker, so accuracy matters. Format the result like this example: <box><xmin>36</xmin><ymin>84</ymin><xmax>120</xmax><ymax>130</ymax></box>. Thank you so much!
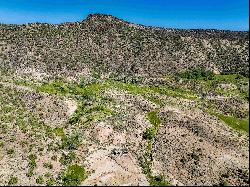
<box><xmin>7</xmin><ymin>149</ymin><xmax>15</xmax><ymax>155</ymax></box>
<box><xmin>43</xmin><ymin>162</ymin><xmax>53</xmax><ymax>169</ymax></box>
<box><xmin>60</xmin><ymin>151</ymin><xmax>76</xmax><ymax>166</ymax></box>
<box><xmin>60</xmin><ymin>164</ymin><xmax>87</xmax><ymax>186</ymax></box>
<box><xmin>54</xmin><ymin>127</ymin><xmax>65</xmax><ymax>137</ymax></box>
<box><xmin>26</xmin><ymin>154</ymin><xmax>37</xmax><ymax>177</ymax></box>
<box><xmin>178</xmin><ymin>68</ymin><xmax>215</xmax><ymax>80</ymax></box>
<box><xmin>8</xmin><ymin>176</ymin><xmax>18</xmax><ymax>185</ymax></box>
<box><xmin>60</xmin><ymin>134</ymin><xmax>81</xmax><ymax>150</ymax></box>
<box><xmin>147</xmin><ymin>111</ymin><xmax>161</xmax><ymax>127</ymax></box>
<box><xmin>36</xmin><ymin>176</ymin><xmax>44</xmax><ymax>184</ymax></box>
<box><xmin>150</xmin><ymin>174</ymin><xmax>171</xmax><ymax>186</ymax></box>
<box><xmin>143</xmin><ymin>127</ymin><xmax>156</xmax><ymax>140</ymax></box>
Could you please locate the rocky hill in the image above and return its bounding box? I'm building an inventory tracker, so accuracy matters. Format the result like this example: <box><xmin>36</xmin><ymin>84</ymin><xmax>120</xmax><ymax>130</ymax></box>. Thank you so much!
<box><xmin>0</xmin><ymin>14</ymin><xmax>249</xmax><ymax>81</ymax></box>
<box><xmin>0</xmin><ymin>14</ymin><xmax>249</xmax><ymax>186</ymax></box>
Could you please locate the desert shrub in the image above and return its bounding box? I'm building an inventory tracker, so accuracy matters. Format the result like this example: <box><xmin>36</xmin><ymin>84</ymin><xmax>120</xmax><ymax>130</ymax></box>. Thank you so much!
<box><xmin>7</xmin><ymin>149</ymin><xmax>14</xmax><ymax>155</ymax></box>
<box><xmin>69</xmin><ymin>112</ymin><xmax>81</xmax><ymax>124</ymax></box>
<box><xmin>46</xmin><ymin>178</ymin><xmax>56</xmax><ymax>186</ymax></box>
<box><xmin>43</xmin><ymin>162</ymin><xmax>53</xmax><ymax>169</ymax></box>
<box><xmin>8</xmin><ymin>176</ymin><xmax>18</xmax><ymax>185</ymax></box>
<box><xmin>51</xmin><ymin>155</ymin><xmax>57</xmax><ymax>161</ymax></box>
<box><xmin>26</xmin><ymin>154</ymin><xmax>37</xmax><ymax>177</ymax></box>
<box><xmin>60</xmin><ymin>151</ymin><xmax>76</xmax><ymax>166</ymax></box>
<box><xmin>60</xmin><ymin>164</ymin><xmax>87</xmax><ymax>186</ymax></box>
<box><xmin>147</xmin><ymin>111</ymin><xmax>161</xmax><ymax>127</ymax></box>
<box><xmin>143</xmin><ymin>127</ymin><xmax>156</xmax><ymax>140</ymax></box>
<box><xmin>54</xmin><ymin>127</ymin><xmax>65</xmax><ymax>137</ymax></box>
<box><xmin>28</xmin><ymin>154</ymin><xmax>37</xmax><ymax>169</ymax></box>
<box><xmin>150</xmin><ymin>175</ymin><xmax>171</xmax><ymax>186</ymax></box>
<box><xmin>179</xmin><ymin>68</ymin><xmax>215</xmax><ymax>80</ymax></box>
<box><xmin>60</xmin><ymin>134</ymin><xmax>81</xmax><ymax>150</ymax></box>
<box><xmin>36</xmin><ymin>176</ymin><xmax>44</xmax><ymax>184</ymax></box>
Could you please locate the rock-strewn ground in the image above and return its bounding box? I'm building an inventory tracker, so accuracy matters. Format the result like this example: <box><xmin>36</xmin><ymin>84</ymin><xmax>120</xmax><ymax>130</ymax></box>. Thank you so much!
<box><xmin>153</xmin><ymin>105</ymin><xmax>248</xmax><ymax>186</ymax></box>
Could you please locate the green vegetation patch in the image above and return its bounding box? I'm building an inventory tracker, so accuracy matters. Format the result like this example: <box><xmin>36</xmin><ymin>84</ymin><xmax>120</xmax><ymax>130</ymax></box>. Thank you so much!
<box><xmin>36</xmin><ymin>176</ymin><xmax>44</xmax><ymax>184</ymax></box>
<box><xmin>216</xmin><ymin>114</ymin><xmax>249</xmax><ymax>134</ymax></box>
<box><xmin>46</xmin><ymin>178</ymin><xmax>56</xmax><ymax>186</ymax></box>
<box><xmin>147</xmin><ymin>110</ymin><xmax>161</xmax><ymax>128</ymax></box>
<box><xmin>141</xmin><ymin>110</ymin><xmax>171</xmax><ymax>186</ymax></box>
<box><xmin>178</xmin><ymin>68</ymin><xmax>215</xmax><ymax>80</ymax></box>
<box><xmin>54</xmin><ymin>127</ymin><xmax>65</xmax><ymax>137</ymax></box>
<box><xmin>149</xmin><ymin>175</ymin><xmax>172</xmax><ymax>186</ymax></box>
<box><xmin>177</xmin><ymin>69</ymin><xmax>249</xmax><ymax>100</ymax></box>
<box><xmin>37</xmin><ymin>79</ymin><xmax>107</xmax><ymax>97</ymax></box>
<box><xmin>143</xmin><ymin>127</ymin><xmax>157</xmax><ymax>140</ymax></box>
<box><xmin>207</xmin><ymin>101</ymin><xmax>249</xmax><ymax>134</ymax></box>
<box><xmin>61</xmin><ymin>164</ymin><xmax>87</xmax><ymax>186</ymax></box>
<box><xmin>14</xmin><ymin>79</ymin><xmax>37</xmax><ymax>89</ymax></box>
<box><xmin>27</xmin><ymin>154</ymin><xmax>37</xmax><ymax>177</ymax></box>
<box><xmin>35</xmin><ymin>80</ymin><xmax>115</xmax><ymax>125</ymax></box>
<box><xmin>60</xmin><ymin>134</ymin><xmax>82</xmax><ymax>150</ymax></box>
<box><xmin>8</xmin><ymin>176</ymin><xmax>18</xmax><ymax>185</ymax></box>
<box><xmin>38</xmin><ymin>80</ymin><xmax>70</xmax><ymax>95</ymax></box>
<box><xmin>109</xmin><ymin>80</ymin><xmax>197</xmax><ymax>100</ymax></box>
<box><xmin>60</xmin><ymin>151</ymin><xmax>76</xmax><ymax>166</ymax></box>
<box><xmin>212</xmin><ymin>74</ymin><xmax>248</xmax><ymax>84</ymax></box>
<box><xmin>198</xmin><ymin>74</ymin><xmax>247</xmax><ymax>100</ymax></box>
<box><xmin>69</xmin><ymin>101</ymin><xmax>113</xmax><ymax>125</ymax></box>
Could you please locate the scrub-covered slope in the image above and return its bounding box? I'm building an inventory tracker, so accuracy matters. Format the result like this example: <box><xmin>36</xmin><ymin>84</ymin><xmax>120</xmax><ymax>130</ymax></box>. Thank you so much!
<box><xmin>0</xmin><ymin>14</ymin><xmax>249</xmax><ymax>186</ymax></box>
<box><xmin>0</xmin><ymin>14</ymin><xmax>248</xmax><ymax>80</ymax></box>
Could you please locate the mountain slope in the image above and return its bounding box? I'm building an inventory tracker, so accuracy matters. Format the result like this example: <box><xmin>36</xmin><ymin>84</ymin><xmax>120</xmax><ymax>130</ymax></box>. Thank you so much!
<box><xmin>0</xmin><ymin>14</ymin><xmax>249</xmax><ymax>186</ymax></box>
<box><xmin>0</xmin><ymin>14</ymin><xmax>249</xmax><ymax>81</ymax></box>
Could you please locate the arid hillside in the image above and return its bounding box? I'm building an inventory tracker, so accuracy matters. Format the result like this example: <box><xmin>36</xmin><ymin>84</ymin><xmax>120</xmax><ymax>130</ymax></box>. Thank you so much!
<box><xmin>0</xmin><ymin>14</ymin><xmax>249</xmax><ymax>81</ymax></box>
<box><xmin>0</xmin><ymin>14</ymin><xmax>249</xmax><ymax>186</ymax></box>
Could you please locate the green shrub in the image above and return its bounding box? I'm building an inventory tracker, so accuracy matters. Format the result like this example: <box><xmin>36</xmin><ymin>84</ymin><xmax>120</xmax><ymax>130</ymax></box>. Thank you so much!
<box><xmin>8</xmin><ymin>176</ymin><xmax>18</xmax><ymax>185</ymax></box>
<box><xmin>60</xmin><ymin>151</ymin><xmax>76</xmax><ymax>166</ymax></box>
<box><xmin>179</xmin><ymin>68</ymin><xmax>215</xmax><ymax>80</ymax></box>
<box><xmin>60</xmin><ymin>134</ymin><xmax>81</xmax><ymax>150</ymax></box>
<box><xmin>43</xmin><ymin>162</ymin><xmax>53</xmax><ymax>169</ymax></box>
<box><xmin>143</xmin><ymin>128</ymin><xmax>156</xmax><ymax>140</ymax></box>
<box><xmin>46</xmin><ymin>178</ymin><xmax>56</xmax><ymax>186</ymax></box>
<box><xmin>28</xmin><ymin>154</ymin><xmax>37</xmax><ymax>169</ymax></box>
<box><xmin>69</xmin><ymin>112</ymin><xmax>82</xmax><ymax>125</ymax></box>
<box><xmin>26</xmin><ymin>154</ymin><xmax>37</xmax><ymax>177</ymax></box>
<box><xmin>51</xmin><ymin>155</ymin><xmax>57</xmax><ymax>161</ymax></box>
<box><xmin>36</xmin><ymin>176</ymin><xmax>44</xmax><ymax>184</ymax></box>
<box><xmin>150</xmin><ymin>175</ymin><xmax>171</xmax><ymax>186</ymax></box>
<box><xmin>26</xmin><ymin>170</ymin><xmax>33</xmax><ymax>178</ymax></box>
<box><xmin>54</xmin><ymin>127</ymin><xmax>65</xmax><ymax>137</ymax></box>
<box><xmin>7</xmin><ymin>149</ymin><xmax>14</xmax><ymax>155</ymax></box>
<box><xmin>147</xmin><ymin>111</ymin><xmax>161</xmax><ymax>127</ymax></box>
<box><xmin>61</xmin><ymin>164</ymin><xmax>87</xmax><ymax>186</ymax></box>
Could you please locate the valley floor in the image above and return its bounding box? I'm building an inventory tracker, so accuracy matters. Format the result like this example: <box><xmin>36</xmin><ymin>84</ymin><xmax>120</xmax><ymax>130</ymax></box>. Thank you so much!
<box><xmin>0</xmin><ymin>73</ymin><xmax>249</xmax><ymax>186</ymax></box>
